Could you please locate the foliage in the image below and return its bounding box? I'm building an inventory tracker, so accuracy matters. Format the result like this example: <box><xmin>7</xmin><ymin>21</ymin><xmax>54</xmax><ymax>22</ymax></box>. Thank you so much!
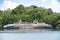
<box><xmin>0</xmin><ymin>5</ymin><xmax>60</xmax><ymax>29</ymax></box>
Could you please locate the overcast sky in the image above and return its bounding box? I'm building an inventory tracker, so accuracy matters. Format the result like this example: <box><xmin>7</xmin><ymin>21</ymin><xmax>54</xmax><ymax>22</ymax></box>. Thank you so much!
<box><xmin>0</xmin><ymin>0</ymin><xmax>60</xmax><ymax>13</ymax></box>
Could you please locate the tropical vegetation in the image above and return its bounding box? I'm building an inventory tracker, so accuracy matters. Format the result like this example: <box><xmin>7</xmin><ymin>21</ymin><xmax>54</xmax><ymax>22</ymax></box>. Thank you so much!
<box><xmin>0</xmin><ymin>5</ymin><xmax>60</xmax><ymax>30</ymax></box>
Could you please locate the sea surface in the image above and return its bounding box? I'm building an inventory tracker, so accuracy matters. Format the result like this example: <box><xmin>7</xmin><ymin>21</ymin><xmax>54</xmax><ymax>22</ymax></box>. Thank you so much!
<box><xmin>0</xmin><ymin>29</ymin><xmax>60</xmax><ymax>40</ymax></box>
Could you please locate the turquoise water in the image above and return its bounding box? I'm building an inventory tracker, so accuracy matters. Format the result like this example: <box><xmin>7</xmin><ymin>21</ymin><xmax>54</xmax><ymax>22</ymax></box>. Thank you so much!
<box><xmin>0</xmin><ymin>31</ymin><xmax>60</xmax><ymax>40</ymax></box>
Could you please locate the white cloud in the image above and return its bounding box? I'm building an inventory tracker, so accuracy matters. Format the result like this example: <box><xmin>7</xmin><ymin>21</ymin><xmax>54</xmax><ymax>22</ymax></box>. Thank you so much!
<box><xmin>50</xmin><ymin>0</ymin><xmax>60</xmax><ymax>12</ymax></box>
<box><xmin>0</xmin><ymin>0</ymin><xmax>19</xmax><ymax>10</ymax></box>
<box><xmin>41</xmin><ymin>0</ymin><xmax>60</xmax><ymax>13</ymax></box>
<box><xmin>0</xmin><ymin>0</ymin><xmax>60</xmax><ymax>13</ymax></box>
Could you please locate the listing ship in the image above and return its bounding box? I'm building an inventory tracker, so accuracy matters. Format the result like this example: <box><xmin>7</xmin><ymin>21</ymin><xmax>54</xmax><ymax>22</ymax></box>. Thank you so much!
<box><xmin>4</xmin><ymin>20</ymin><xmax>52</xmax><ymax>29</ymax></box>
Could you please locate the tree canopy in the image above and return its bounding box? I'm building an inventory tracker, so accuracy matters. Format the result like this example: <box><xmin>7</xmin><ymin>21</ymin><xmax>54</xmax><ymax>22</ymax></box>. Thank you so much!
<box><xmin>0</xmin><ymin>5</ymin><xmax>60</xmax><ymax>29</ymax></box>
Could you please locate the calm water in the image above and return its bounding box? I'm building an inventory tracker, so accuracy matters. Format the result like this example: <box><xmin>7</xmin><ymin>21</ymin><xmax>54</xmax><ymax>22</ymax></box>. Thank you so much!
<box><xmin>0</xmin><ymin>30</ymin><xmax>60</xmax><ymax>40</ymax></box>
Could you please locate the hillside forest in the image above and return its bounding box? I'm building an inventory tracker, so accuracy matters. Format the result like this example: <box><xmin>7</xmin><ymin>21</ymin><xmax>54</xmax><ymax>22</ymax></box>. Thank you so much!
<box><xmin>0</xmin><ymin>5</ymin><xmax>60</xmax><ymax>30</ymax></box>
